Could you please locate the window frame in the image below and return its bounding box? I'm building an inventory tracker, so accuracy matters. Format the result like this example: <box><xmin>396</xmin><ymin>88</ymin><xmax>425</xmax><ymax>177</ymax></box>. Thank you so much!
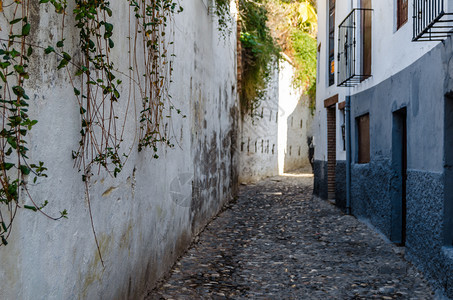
<box><xmin>360</xmin><ymin>0</ymin><xmax>372</xmax><ymax>80</ymax></box>
<box><xmin>356</xmin><ymin>113</ymin><xmax>370</xmax><ymax>164</ymax></box>
<box><xmin>328</xmin><ymin>0</ymin><xmax>336</xmax><ymax>86</ymax></box>
<box><xmin>397</xmin><ymin>0</ymin><xmax>408</xmax><ymax>30</ymax></box>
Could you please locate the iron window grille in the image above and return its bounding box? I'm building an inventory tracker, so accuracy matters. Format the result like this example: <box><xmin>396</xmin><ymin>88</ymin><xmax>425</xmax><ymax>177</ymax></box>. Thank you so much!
<box><xmin>337</xmin><ymin>8</ymin><xmax>373</xmax><ymax>87</ymax></box>
<box><xmin>413</xmin><ymin>0</ymin><xmax>453</xmax><ymax>41</ymax></box>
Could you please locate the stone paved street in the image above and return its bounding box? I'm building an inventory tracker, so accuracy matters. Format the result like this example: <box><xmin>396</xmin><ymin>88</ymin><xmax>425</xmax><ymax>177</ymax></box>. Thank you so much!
<box><xmin>146</xmin><ymin>173</ymin><xmax>435</xmax><ymax>299</ymax></box>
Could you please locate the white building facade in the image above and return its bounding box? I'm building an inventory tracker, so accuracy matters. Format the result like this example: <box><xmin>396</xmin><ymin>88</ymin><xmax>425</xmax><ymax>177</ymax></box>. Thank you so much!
<box><xmin>315</xmin><ymin>0</ymin><xmax>453</xmax><ymax>296</ymax></box>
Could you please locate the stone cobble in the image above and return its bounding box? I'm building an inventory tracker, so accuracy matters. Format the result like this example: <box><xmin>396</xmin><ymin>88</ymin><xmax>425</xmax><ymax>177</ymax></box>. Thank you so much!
<box><xmin>146</xmin><ymin>174</ymin><xmax>435</xmax><ymax>299</ymax></box>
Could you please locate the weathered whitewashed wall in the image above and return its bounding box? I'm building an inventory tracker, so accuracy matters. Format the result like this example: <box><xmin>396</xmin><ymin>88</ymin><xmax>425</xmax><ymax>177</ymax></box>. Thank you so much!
<box><xmin>239</xmin><ymin>58</ymin><xmax>313</xmax><ymax>183</ymax></box>
<box><xmin>0</xmin><ymin>0</ymin><xmax>238</xmax><ymax>299</ymax></box>
<box><xmin>278</xmin><ymin>59</ymin><xmax>313</xmax><ymax>173</ymax></box>
<box><xmin>238</xmin><ymin>67</ymin><xmax>279</xmax><ymax>183</ymax></box>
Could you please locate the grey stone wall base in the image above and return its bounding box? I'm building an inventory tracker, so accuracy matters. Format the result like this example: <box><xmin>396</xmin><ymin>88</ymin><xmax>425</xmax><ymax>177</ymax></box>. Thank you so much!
<box><xmin>335</xmin><ymin>160</ymin><xmax>346</xmax><ymax>211</ymax></box>
<box><xmin>351</xmin><ymin>158</ymin><xmax>392</xmax><ymax>238</ymax></box>
<box><xmin>405</xmin><ymin>170</ymin><xmax>448</xmax><ymax>296</ymax></box>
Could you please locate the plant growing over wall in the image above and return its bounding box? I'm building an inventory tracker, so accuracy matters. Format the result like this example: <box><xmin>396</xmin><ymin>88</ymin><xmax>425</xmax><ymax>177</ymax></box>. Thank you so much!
<box><xmin>46</xmin><ymin>0</ymin><xmax>183</xmax><ymax>265</ymax></box>
<box><xmin>214</xmin><ymin>0</ymin><xmax>233</xmax><ymax>38</ymax></box>
<box><xmin>266</xmin><ymin>0</ymin><xmax>318</xmax><ymax>111</ymax></box>
<box><xmin>215</xmin><ymin>0</ymin><xmax>317</xmax><ymax>114</ymax></box>
<box><xmin>0</xmin><ymin>0</ymin><xmax>68</xmax><ymax>246</ymax></box>
<box><xmin>215</xmin><ymin>0</ymin><xmax>317</xmax><ymax>115</ymax></box>
<box><xmin>237</xmin><ymin>0</ymin><xmax>280</xmax><ymax>115</ymax></box>
<box><xmin>0</xmin><ymin>0</ymin><xmax>184</xmax><ymax>260</ymax></box>
<box><xmin>129</xmin><ymin>0</ymin><xmax>184</xmax><ymax>155</ymax></box>
<box><xmin>292</xmin><ymin>30</ymin><xmax>317</xmax><ymax>106</ymax></box>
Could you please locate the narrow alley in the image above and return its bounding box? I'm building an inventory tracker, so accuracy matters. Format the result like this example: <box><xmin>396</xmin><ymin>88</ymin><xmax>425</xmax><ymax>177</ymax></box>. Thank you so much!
<box><xmin>146</xmin><ymin>173</ymin><xmax>434</xmax><ymax>299</ymax></box>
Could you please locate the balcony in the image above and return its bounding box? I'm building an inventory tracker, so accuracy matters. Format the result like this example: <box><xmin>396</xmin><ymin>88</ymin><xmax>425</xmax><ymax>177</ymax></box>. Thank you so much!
<box><xmin>413</xmin><ymin>0</ymin><xmax>453</xmax><ymax>41</ymax></box>
<box><xmin>337</xmin><ymin>8</ymin><xmax>373</xmax><ymax>87</ymax></box>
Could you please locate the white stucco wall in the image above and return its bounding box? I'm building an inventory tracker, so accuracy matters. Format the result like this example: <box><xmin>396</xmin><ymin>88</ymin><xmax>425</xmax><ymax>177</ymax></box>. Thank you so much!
<box><xmin>239</xmin><ymin>58</ymin><xmax>314</xmax><ymax>182</ymax></box>
<box><xmin>278</xmin><ymin>59</ymin><xmax>313</xmax><ymax>173</ymax></box>
<box><xmin>315</xmin><ymin>0</ymin><xmax>440</xmax><ymax>161</ymax></box>
<box><xmin>239</xmin><ymin>67</ymin><xmax>279</xmax><ymax>183</ymax></box>
<box><xmin>0</xmin><ymin>1</ymin><xmax>238</xmax><ymax>299</ymax></box>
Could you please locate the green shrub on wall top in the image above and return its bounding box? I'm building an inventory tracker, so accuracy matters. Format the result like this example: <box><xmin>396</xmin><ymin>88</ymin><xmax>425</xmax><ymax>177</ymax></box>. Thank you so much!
<box><xmin>215</xmin><ymin>0</ymin><xmax>318</xmax><ymax>115</ymax></box>
<box><xmin>267</xmin><ymin>0</ymin><xmax>318</xmax><ymax>112</ymax></box>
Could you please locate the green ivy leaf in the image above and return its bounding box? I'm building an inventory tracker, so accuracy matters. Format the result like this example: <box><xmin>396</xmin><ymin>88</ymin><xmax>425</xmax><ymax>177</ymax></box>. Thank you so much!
<box><xmin>10</xmin><ymin>18</ymin><xmax>23</xmax><ymax>25</ymax></box>
<box><xmin>2</xmin><ymin>162</ymin><xmax>14</xmax><ymax>170</ymax></box>
<box><xmin>0</xmin><ymin>61</ymin><xmax>11</xmax><ymax>69</ymax></box>
<box><xmin>44</xmin><ymin>46</ymin><xmax>55</xmax><ymax>54</ymax></box>
<box><xmin>104</xmin><ymin>22</ymin><xmax>113</xmax><ymax>33</ymax></box>
<box><xmin>19</xmin><ymin>165</ymin><xmax>30</xmax><ymax>175</ymax></box>
<box><xmin>22</xmin><ymin>23</ymin><xmax>31</xmax><ymax>36</ymax></box>
<box><xmin>14</xmin><ymin>65</ymin><xmax>25</xmax><ymax>75</ymax></box>
<box><xmin>7</xmin><ymin>137</ymin><xmax>17</xmax><ymax>149</ymax></box>
<box><xmin>1</xmin><ymin>222</ymin><xmax>7</xmax><ymax>232</ymax></box>
<box><xmin>56</xmin><ymin>40</ymin><xmax>65</xmax><ymax>48</ymax></box>
<box><xmin>57</xmin><ymin>58</ymin><xmax>69</xmax><ymax>70</ymax></box>
<box><xmin>12</xmin><ymin>86</ymin><xmax>29</xmax><ymax>99</ymax></box>
<box><xmin>24</xmin><ymin>205</ymin><xmax>37</xmax><ymax>212</ymax></box>
<box><xmin>105</xmin><ymin>7</ymin><xmax>112</xmax><ymax>17</ymax></box>
<box><xmin>62</xmin><ymin>52</ymin><xmax>71</xmax><ymax>61</ymax></box>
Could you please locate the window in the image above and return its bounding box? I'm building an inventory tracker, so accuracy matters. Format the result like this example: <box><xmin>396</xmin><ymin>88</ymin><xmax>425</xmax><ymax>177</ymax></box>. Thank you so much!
<box><xmin>328</xmin><ymin>0</ymin><xmax>335</xmax><ymax>86</ymax></box>
<box><xmin>397</xmin><ymin>0</ymin><xmax>408</xmax><ymax>30</ymax></box>
<box><xmin>357</xmin><ymin>113</ymin><xmax>370</xmax><ymax>163</ymax></box>
<box><xmin>337</xmin><ymin>5</ymin><xmax>372</xmax><ymax>86</ymax></box>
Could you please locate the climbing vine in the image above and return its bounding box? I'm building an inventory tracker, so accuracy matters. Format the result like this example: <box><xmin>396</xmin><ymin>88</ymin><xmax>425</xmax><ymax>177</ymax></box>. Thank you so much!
<box><xmin>0</xmin><ymin>0</ymin><xmax>68</xmax><ymax>246</ymax></box>
<box><xmin>0</xmin><ymin>0</ymin><xmax>184</xmax><ymax>258</ymax></box>
<box><xmin>129</xmin><ymin>0</ymin><xmax>184</xmax><ymax>155</ymax></box>
<box><xmin>213</xmin><ymin>0</ymin><xmax>232</xmax><ymax>38</ymax></box>
<box><xmin>214</xmin><ymin>0</ymin><xmax>280</xmax><ymax>115</ymax></box>
<box><xmin>0</xmin><ymin>0</ymin><xmax>315</xmax><ymax>249</ymax></box>
<box><xmin>71</xmin><ymin>0</ymin><xmax>125</xmax><ymax>178</ymax></box>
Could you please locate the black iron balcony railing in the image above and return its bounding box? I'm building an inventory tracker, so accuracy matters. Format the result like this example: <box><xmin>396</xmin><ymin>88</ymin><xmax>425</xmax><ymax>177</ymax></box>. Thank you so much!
<box><xmin>413</xmin><ymin>0</ymin><xmax>453</xmax><ymax>41</ymax></box>
<box><xmin>337</xmin><ymin>8</ymin><xmax>373</xmax><ymax>87</ymax></box>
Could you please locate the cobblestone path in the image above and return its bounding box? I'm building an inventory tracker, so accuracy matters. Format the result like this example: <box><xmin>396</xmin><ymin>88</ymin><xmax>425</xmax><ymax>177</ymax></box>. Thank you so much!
<box><xmin>146</xmin><ymin>173</ymin><xmax>435</xmax><ymax>299</ymax></box>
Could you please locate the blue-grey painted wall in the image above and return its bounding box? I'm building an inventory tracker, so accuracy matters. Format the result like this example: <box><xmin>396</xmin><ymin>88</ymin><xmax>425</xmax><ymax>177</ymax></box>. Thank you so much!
<box><xmin>348</xmin><ymin>38</ymin><xmax>453</xmax><ymax>297</ymax></box>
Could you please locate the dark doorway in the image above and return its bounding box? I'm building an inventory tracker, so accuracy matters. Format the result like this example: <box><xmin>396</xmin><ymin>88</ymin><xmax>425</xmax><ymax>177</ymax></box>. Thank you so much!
<box><xmin>357</xmin><ymin>114</ymin><xmax>370</xmax><ymax>164</ymax></box>
<box><xmin>444</xmin><ymin>96</ymin><xmax>453</xmax><ymax>246</ymax></box>
<box><xmin>391</xmin><ymin>108</ymin><xmax>407</xmax><ymax>245</ymax></box>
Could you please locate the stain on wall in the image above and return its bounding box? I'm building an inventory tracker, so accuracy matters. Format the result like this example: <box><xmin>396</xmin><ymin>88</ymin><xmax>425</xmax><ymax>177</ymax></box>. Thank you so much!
<box><xmin>0</xmin><ymin>1</ymin><xmax>239</xmax><ymax>299</ymax></box>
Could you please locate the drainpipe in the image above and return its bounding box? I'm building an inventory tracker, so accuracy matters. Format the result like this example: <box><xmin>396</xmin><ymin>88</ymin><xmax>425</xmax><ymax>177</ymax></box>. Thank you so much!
<box><xmin>345</xmin><ymin>95</ymin><xmax>352</xmax><ymax>215</ymax></box>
